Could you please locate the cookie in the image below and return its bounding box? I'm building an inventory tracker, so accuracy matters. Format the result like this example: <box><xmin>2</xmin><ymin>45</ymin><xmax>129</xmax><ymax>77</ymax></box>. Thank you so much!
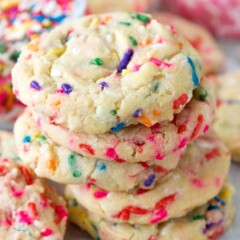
<box><xmin>85</xmin><ymin>0</ymin><xmax>151</xmax><ymax>14</ymax></box>
<box><xmin>15</xmin><ymin>109</ymin><xmax>184</xmax><ymax>191</ymax></box>
<box><xmin>161</xmin><ymin>0</ymin><xmax>240</xmax><ymax>39</ymax></box>
<box><xmin>0</xmin><ymin>0</ymin><xmax>86</xmax><ymax>41</ymax></box>
<box><xmin>0</xmin><ymin>41</ymin><xmax>26</xmax><ymax>125</ymax></box>
<box><xmin>39</xmin><ymin>78</ymin><xmax>215</xmax><ymax>163</ymax></box>
<box><xmin>66</xmin><ymin>181</ymin><xmax>235</xmax><ymax>240</ymax></box>
<box><xmin>12</xmin><ymin>12</ymin><xmax>202</xmax><ymax>134</ymax></box>
<box><xmin>0</xmin><ymin>156</ymin><xmax>68</xmax><ymax>240</ymax></box>
<box><xmin>0</xmin><ymin>130</ymin><xmax>18</xmax><ymax>159</ymax></box>
<box><xmin>210</xmin><ymin>71</ymin><xmax>240</xmax><ymax>162</ymax></box>
<box><xmin>65</xmin><ymin>131</ymin><xmax>230</xmax><ymax>224</ymax></box>
<box><xmin>152</xmin><ymin>12</ymin><xmax>224</xmax><ymax>75</ymax></box>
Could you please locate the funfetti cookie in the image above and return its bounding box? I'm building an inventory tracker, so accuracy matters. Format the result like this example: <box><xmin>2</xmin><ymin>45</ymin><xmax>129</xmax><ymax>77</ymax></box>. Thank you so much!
<box><xmin>0</xmin><ymin>156</ymin><xmax>68</xmax><ymax>240</ymax></box>
<box><xmin>0</xmin><ymin>0</ymin><xmax>86</xmax><ymax>42</ymax></box>
<box><xmin>38</xmin><ymin>77</ymin><xmax>215</xmax><ymax>163</ymax></box>
<box><xmin>0</xmin><ymin>130</ymin><xmax>18</xmax><ymax>159</ymax></box>
<box><xmin>152</xmin><ymin>12</ymin><xmax>224</xmax><ymax>75</ymax></box>
<box><xmin>210</xmin><ymin>71</ymin><xmax>240</xmax><ymax>162</ymax></box>
<box><xmin>66</xmin><ymin>181</ymin><xmax>235</xmax><ymax>240</ymax></box>
<box><xmin>65</xmin><ymin>130</ymin><xmax>230</xmax><ymax>225</ymax></box>
<box><xmin>14</xmin><ymin>109</ymin><xmax>185</xmax><ymax>191</ymax></box>
<box><xmin>161</xmin><ymin>0</ymin><xmax>240</xmax><ymax>39</ymax></box>
<box><xmin>12</xmin><ymin>12</ymin><xmax>202</xmax><ymax>134</ymax></box>
<box><xmin>85</xmin><ymin>0</ymin><xmax>151</xmax><ymax>14</ymax></box>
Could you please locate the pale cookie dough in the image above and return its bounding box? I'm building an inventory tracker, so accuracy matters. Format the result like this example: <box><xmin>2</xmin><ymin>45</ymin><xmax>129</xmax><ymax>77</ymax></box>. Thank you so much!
<box><xmin>65</xmin><ymin>131</ymin><xmax>230</xmax><ymax>224</ymax></box>
<box><xmin>0</xmin><ymin>156</ymin><xmax>68</xmax><ymax>240</ymax></box>
<box><xmin>12</xmin><ymin>12</ymin><xmax>202</xmax><ymax>134</ymax></box>
<box><xmin>86</xmin><ymin>0</ymin><xmax>150</xmax><ymax>14</ymax></box>
<box><xmin>152</xmin><ymin>12</ymin><xmax>224</xmax><ymax>75</ymax></box>
<box><xmin>0</xmin><ymin>131</ymin><xmax>18</xmax><ymax>159</ymax></box>
<box><xmin>40</xmin><ymin>78</ymin><xmax>215</xmax><ymax>163</ymax></box>
<box><xmin>14</xmin><ymin>109</ymin><xmax>184</xmax><ymax>191</ymax></box>
<box><xmin>210</xmin><ymin>71</ymin><xmax>240</xmax><ymax>162</ymax></box>
<box><xmin>66</xmin><ymin>181</ymin><xmax>235</xmax><ymax>240</ymax></box>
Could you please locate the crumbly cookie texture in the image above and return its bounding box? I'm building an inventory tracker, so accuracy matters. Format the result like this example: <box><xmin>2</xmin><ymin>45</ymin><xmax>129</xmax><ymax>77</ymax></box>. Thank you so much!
<box><xmin>66</xmin><ymin>181</ymin><xmax>235</xmax><ymax>240</ymax></box>
<box><xmin>12</xmin><ymin>12</ymin><xmax>202</xmax><ymax>134</ymax></box>
<box><xmin>0</xmin><ymin>131</ymin><xmax>18</xmax><ymax>159</ymax></box>
<box><xmin>65</xmin><ymin>131</ymin><xmax>230</xmax><ymax>224</ymax></box>
<box><xmin>210</xmin><ymin>71</ymin><xmax>240</xmax><ymax>162</ymax></box>
<box><xmin>14</xmin><ymin>109</ymin><xmax>185</xmax><ymax>191</ymax></box>
<box><xmin>0</xmin><ymin>157</ymin><xmax>68</xmax><ymax>240</ymax></box>
<box><xmin>38</xmin><ymin>77</ymin><xmax>215</xmax><ymax>163</ymax></box>
<box><xmin>153</xmin><ymin>12</ymin><xmax>224</xmax><ymax>75</ymax></box>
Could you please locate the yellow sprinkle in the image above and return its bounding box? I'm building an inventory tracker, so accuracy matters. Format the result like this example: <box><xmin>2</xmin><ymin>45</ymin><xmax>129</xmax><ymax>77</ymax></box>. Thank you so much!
<box><xmin>91</xmin><ymin>18</ymin><xmax>100</xmax><ymax>26</ymax></box>
<box><xmin>49</xmin><ymin>47</ymin><xmax>66</xmax><ymax>56</ymax></box>
<box><xmin>0</xmin><ymin>0</ymin><xmax>19</xmax><ymax>10</ymax></box>
<box><xmin>122</xmin><ymin>69</ymin><xmax>131</xmax><ymax>76</ymax></box>
<box><xmin>220</xmin><ymin>188</ymin><xmax>233</xmax><ymax>200</ymax></box>
<box><xmin>42</xmin><ymin>19</ymin><xmax>52</xmax><ymax>28</ymax></box>
<box><xmin>28</xmin><ymin>43</ymin><xmax>39</xmax><ymax>52</ymax></box>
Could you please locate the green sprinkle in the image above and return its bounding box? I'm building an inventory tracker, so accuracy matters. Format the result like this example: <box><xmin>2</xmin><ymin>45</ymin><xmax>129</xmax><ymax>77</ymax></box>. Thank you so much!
<box><xmin>119</xmin><ymin>21</ymin><xmax>131</xmax><ymax>26</ymax></box>
<box><xmin>71</xmin><ymin>198</ymin><xmax>78</xmax><ymax>207</ymax></box>
<box><xmin>91</xmin><ymin>58</ymin><xmax>103</xmax><ymax>66</ymax></box>
<box><xmin>38</xmin><ymin>135</ymin><xmax>47</xmax><ymax>141</ymax></box>
<box><xmin>110</xmin><ymin>109</ymin><xmax>117</xmax><ymax>116</ymax></box>
<box><xmin>193</xmin><ymin>86</ymin><xmax>208</xmax><ymax>102</ymax></box>
<box><xmin>10</xmin><ymin>50</ymin><xmax>21</xmax><ymax>62</ymax></box>
<box><xmin>68</xmin><ymin>153</ymin><xmax>81</xmax><ymax>178</ymax></box>
<box><xmin>0</xmin><ymin>43</ymin><xmax>7</xmax><ymax>53</ymax></box>
<box><xmin>153</xmin><ymin>83</ymin><xmax>159</xmax><ymax>92</ymax></box>
<box><xmin>131</xmin><ymin>13</ymin><xmax>150</xmax><ymax>24</ymax></box>
<box><xmin>192</xmin><ymin>214</ymin><xmax>205</xmax><ymax>220</ymax></box>
<box><xmin>12</xmin><ymin>156</ymin><xmax>21</xmax><ymax>162</ymax></box>
<box><xmin>129</xmin><ymin>36</ymin><xmax>138</xmax><ymax>46</ymax></box>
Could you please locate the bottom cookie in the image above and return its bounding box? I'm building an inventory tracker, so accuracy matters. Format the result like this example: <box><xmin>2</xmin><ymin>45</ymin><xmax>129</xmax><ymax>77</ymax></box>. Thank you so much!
<box><xmin>66</xmin><ymin>181</ymin><xmax>235</xmax><ymax>240</ymax></box>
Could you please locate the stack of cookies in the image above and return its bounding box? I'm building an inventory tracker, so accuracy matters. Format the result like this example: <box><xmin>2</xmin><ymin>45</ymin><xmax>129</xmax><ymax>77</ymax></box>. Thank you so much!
<box><xmin>12</xmin><ymin>13</ymin><xmax>234</xmax><ymax>239</ymax></box>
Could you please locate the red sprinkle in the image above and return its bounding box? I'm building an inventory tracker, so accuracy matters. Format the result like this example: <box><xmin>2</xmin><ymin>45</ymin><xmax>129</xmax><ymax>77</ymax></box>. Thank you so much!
<box><xmin>139</xmin><ymin>162</ymin><xmax>149</xmax><ymax>169</ymax></box>
<box><xmin>190</xmin><ymin>114</ymin><xmax>204</xmax><ymax>140</ymax></box>
<box><xmin>28</xmin><ymin>202</ymin><xmax>38</xmax><ymax>218</ymax></box>
<box><xmin>19</xmin><ymin>166</ymin><xmax>33</xmax><ymax>185</ymax></box>
<box><xmin>79</xmin><ymin>144</ymin><xmax>95</xmax><ymax>155</ymax></box>
<box><xmin>136</xmin><ymin>188</ymin><xmax>150</xmax><ymax>195</ymax></box>
<box><xmin>173</xmin><ymin>94</ymin><xmax>188</xmax><ymax>110</ymax></box>
<box><xmin>177</xmin><ymin>124</ymin><xmax>187</xmax><ymax>133</ymax></box>
<box><xmin>155</xmin><ymin>193</ymin><xmax>176</xmax><ymax>210</ymax></box>
<box><xmin>191</xmin><ymin>178</ymin><xmax>205</xmax><ymax>188</ymax></box>
<box><xmin>205</xmin><ymin>148</ymin><xmax>220</xmax><ymax>161</ymax></box>
<box><xmin>114</xmin><ymin>206</ymin><xmax>149</xmax><ymax>220</ymax></box>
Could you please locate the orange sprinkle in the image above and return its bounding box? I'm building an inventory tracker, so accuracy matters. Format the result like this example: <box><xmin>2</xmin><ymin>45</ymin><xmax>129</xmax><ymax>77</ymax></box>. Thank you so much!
<box><xmin>28</xmin><ymin>44</ymin><xmax>38</xmax><ymax>52</ymax></box>
<box><xmin>153</xmin><ymin>110</ymin><xmax>160</xmax><ymax>117</ymax></box>
<box><xmin>102</xmin><ymin>16</ymin><xmax>112</xmax><ymax>23</ymax></box>
<box><xmin>53</xmin><ymin>100</ymin><xmax>61</xmax><ymax>106</ymax></box>
<box><xmin>178</xmin><ymin>42</ymin><xmax>183</xmax><ymax>49</ymax></box>
<box><xmin>145</xmin><ymin>39</ymin><xmax>152</xmax><ymax>45</ymax></box>
<box><xmin>137</xmin><ymin>147</ymin><xmax>143</xmax><ymax>153</ymax></box>
<box><xmin>47</xmin><ymin>159</ymin><xmax>56</xmax><ymax>171</ymax></box>
<box><xmin>138</xmin><ymin>115</ymin><xmax>152</xmax><ymax>127</ymax></box>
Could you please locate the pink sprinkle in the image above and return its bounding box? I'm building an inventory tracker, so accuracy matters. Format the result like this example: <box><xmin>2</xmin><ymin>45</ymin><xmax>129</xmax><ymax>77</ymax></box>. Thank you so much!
<box><xmin>156</xmin><ymin>153</ymin><xmax>164</xmax><ymax>161</ymax></box>
<box><xmin>133</xmin><ymin>64</ymin><xmax>141</xmax><ymax>72</ymax></box>
<box><xmin>41</xmin><ymin>228</ymin><xmax>53</xmax><ymax>237</ymax></box>
<box><xmin>191</xmin><ymin>178</ymin><xmax>205</xmax><ymax>188</ymax></box>
<box><xmin>55</xmin><ymin>205</ymin><xmax>68</xmax><ymax>220</ymax></box>
<box><xmin>15</xmin><ymin>211</ymin><xmax>33</xmax><ymax>225</ymax></box>
<box><xmin>37</xmin><ymin>117</ymin><xmax>41</xmax><ymax>127</ymax></box>
<box><xmin>215</xmin><ymin>177</ymin><xmax>222</xmax><ymax>188</ymax></box>
<box><xmin>2</xmin><ymin>218</ymin><xmax>12</xmax><ymax>226</ymax></box>
<box><xmin>94</xmin><ymin>190</ymin><xmax>109</xmax><ymax>199</ymax></box>
<box><xmin>150</xmin><ymin>57</ymin><xmax>172</xmax><ymax>68</ymax></box>
<box><xmin>11</xmin><ymin>185</ymin><xmax>24</xmax><ymax>198</ymax></box>
<box><xmin>86</xmin><ymin>183</ymin><xmax>91</xmax><ymax>189</ymax></box>
<box><xmin>178</xmin><ymin>138</ymin><xmax>188</xmax><ymax>148</ymax></box>
<box><xmin>150</xmin><ymin>209</ymin><xmax>168</xmax><ymax>224</ymax></box>
<box><xmin>203</xmin><ymin>125</ymin><xmax>209</xmax><ymax>133</ymax></box>
<box><xmin>105</xmin><ymin>148</ymin><xmax>118</xmax><ymax>159</ymax></box>
<box><xmin>147</xmin><ymin>136</ymin><xmax>155</xmax><ymax>142</ymax></box>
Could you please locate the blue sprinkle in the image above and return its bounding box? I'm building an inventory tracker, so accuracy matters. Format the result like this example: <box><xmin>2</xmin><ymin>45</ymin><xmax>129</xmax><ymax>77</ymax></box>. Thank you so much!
<box><xmin>187</xmin><ymin>57</ymin><xmax>199</xmax><ymax>86</ymax></box>
<box><xmin>99</xmin><ymin>82</ymin><xmax>108</xmax><ymax>90</ymax></box>
<box><xmin>96</xmin><ymin>162</ymin><xmax>107</xmax><ymax>171</ymax></box>
<box><xmin>214</xmin><ymin>197</ymin><xmax>226</xmax><ymax>205</ymax></box>
<box><xmin>50</xmin><ymin>14</ymin><xmax>66</xmax><ymax>23</ymax></box>
<box><xmin>132</xmin><ymin>108</ymin><xmax>142</xmax><ymax>118</ymax></box>
<box><xmin>61</xmin><ymin>84</ymin><xmax>72</xmax><ymax>94</ymax></box>
<box><xmin>111</xmin><ymin>122</ymin><xmax>126</xmax><ymax>132</ymax></box>
<box><xmin>30</xmin><ymin>80</ymin><xmax>41</xmax><ymax>91</ymax></box>
<box><xmin>144</xmin><ymin>174</ymin><xmax>156</xmax><ymax>187</ymax></box>
<box><xmin>207</xmin><ymin>205</ymin><xmax>221</xmax><ymax>211</ymax></box>
<box><xmin>23</xmin><ymin>136</ymin><xmax>31</xmax><ymax>143</ymax></box>
<box><xmin>32</xmin><ymin>15</ymin><xmax>46</xmax><ymax>23</ymax></box>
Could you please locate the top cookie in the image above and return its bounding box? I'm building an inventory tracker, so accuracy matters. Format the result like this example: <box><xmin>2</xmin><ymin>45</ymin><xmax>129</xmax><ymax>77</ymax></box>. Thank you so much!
<box><xmin>12</xmin><ymin>12</ymin><xmax>202</xmax><ymax>134</ymax></box>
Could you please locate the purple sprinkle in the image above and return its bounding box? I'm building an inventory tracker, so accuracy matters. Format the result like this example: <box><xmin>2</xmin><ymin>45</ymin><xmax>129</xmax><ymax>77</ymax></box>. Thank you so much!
<box><xmin>61</xmin><ymin>84</ymin><xmax>72</xmax><ymax>94</ymax></box>
<box><xmin>30</xmin><ymin>80</ymin><xmax>41</xmax><ymax>91</ymax></box>
<box><xmin>133</xmin><ymin>108</ymin><xmax>143</xmax><ymax>118</ymax></box>
<box><xmin>144</xmin><ymin>174</ymin><xmax>156</xmax><ymax>187</ymax></box>
<box><xmin>99</xmin><ymin>81</ymin><xmax>108</xmax><ymax>90</ymax></box>
<box><xmin>117</xmin><ymin>49</ymin><xmax>134</xmax><ymax>73</ymax></box>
